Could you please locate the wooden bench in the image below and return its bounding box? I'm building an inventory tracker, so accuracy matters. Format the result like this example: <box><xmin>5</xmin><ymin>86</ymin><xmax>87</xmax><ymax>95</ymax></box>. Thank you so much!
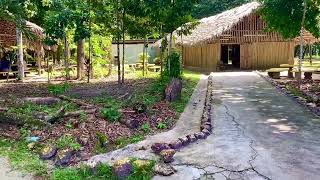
<box><xmin>266</xmin><ymin>68</ymin><xmax>289</xmax><ymax>79</ymax></box>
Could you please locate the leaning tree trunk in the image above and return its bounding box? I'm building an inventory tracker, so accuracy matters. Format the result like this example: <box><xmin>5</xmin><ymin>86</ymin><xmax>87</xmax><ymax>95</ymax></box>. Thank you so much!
<box><xmin>16</xmin><ymin>28</ymin><xmax>24</xmax><ymax>81</ymax></box>
<box><xmin>77</xmin><ymin>39</ymin><xmax>85</xmax><ymax>80</ymax></box>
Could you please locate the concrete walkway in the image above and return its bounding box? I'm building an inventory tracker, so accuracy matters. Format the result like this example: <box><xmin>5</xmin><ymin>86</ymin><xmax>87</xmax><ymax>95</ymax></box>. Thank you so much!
<box><xmin>157</xmin><ymin>72</ymin><xmax>320</xmax><ymax>180</ymax></box>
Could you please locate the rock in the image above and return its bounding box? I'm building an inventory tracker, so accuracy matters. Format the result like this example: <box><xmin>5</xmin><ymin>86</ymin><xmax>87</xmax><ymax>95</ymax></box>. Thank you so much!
<box><xmin>186</xmin><ymin>134</ymin><xmax>197</xmax><ymax>143</ymax></box>
<box><xmin>194</xmin><ymin>132</ymin><xmax>206</xmax><ymax>139</ymax></box>
<box><xmin>154</xmin><ymin>163</ymin><xmax>177</xmax><ymax>176</ymax></box>
<box><xmin>41</xmin><ymin>146</ymin><xmax>58</xmax><ymax>160</ymax></box>
<box><xmin>24</xmin><ymin>97</ymin><xmax>61</xmax><ymax>105</ymax></box>
<box><xmin>202</xmin><ymin>129</ymin><xmax>211</xmax><ymax>136</ymax></box>
<box><xmin>133</xmin><ymin>103</ymin><xmax>147</xmax><ymax>113</ymax></box>
<box><xmin>55</xmin><ymin>149</ymin><xmax>74</xmax><ymax>166</ymax></box>
<box><xmin>27</xmin><ymin>142</ymin><xmax>36</xmax><ymax>150</ymax></box>
<box><xmin>165</xmin><ymin>78</ymin><xmax>183</xmax><ymax>102</ymax></box>
<box><xmin>113</xmin><ymin>158</ymin><xmax>133</xmax><ymax>178</ymax></box>
<box><xmin>307</xmin><ymin>103</ymin><xmax>317</xmax><ymax>108</ymax></box>
<box><xmin>178</xmin><ymin>137</ymin><xmax>189</xmax><ymax>146</ymax></box>
<box><xmin>78</xmin><ymin>135</ymin><xmax>90</xmax><ymax>146</ymax></box>
<box><xmin>124</xmin><ymin>119</ymin><xmax>141</xmax><ymax>129</ymax></box>
<box><xmin>132</xmin><ymin>159</ymin><xmax>152</xmax><ymax>169</ymax></box>
<box><xmin>26</xmin><ymin>136</ymin><xmax>40</xmax><ymax>143</ymax></box>
<box><xmin>160</xmin><ymin>149</ymin><xmax>176</xmax><ymax>163</ymax></box>
<box><xmin>169</xmin><ymin>140</ymin><xmax>183</xmax><ymax>150</ymax></box>
<box><xmin>151</xmin><ymin>143</ymin><xmax>170</xmax><ymax>154</ymax></box>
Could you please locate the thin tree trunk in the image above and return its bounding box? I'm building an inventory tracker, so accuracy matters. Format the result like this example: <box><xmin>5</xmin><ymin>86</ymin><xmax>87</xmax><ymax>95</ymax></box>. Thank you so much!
<box><xmin>37</xmin><ymin>53</ymin><xmax>42</xmax><ymax>75</ymax></box>
<box><xmin>298</xmin><ymin>0</ymin><xmax>307</xmax><ymax>84</ymax></box>
<box><xmin>16</xmin><ymin>28</ymin><xmax>24</xmax><ymax>81</ymax></box>
<box><xmin>77</xmin><ymin>39</ymin><xmax>85</xmax><ymax>80</ymax></box>
<box><xmin>57</xmin><ymin>44</ymin><xmax>62</xmax><ymax>65</ymax></box>
<box><xmin>143</xmin><ymin>38</ymin><xmax>146</xmax><ymax>77</ymax></box>
<box><xmin>121</xmin><ymin>10</ymin><xmax>125</xmax><ymax>84</ymax></box>
<box><xmin>64</xmin><ymin>37</ymin><xmax>70</xmax><ymax>81</ymax></box>
<box><xmin>309</xmin><ymin>44</ymin><xmax>312</xmax><ymax>65</ymax></box>
<box><xmin>168</xmin><ymin>32</ymin><xmax>173</xmax><ymax>76</ymax></box>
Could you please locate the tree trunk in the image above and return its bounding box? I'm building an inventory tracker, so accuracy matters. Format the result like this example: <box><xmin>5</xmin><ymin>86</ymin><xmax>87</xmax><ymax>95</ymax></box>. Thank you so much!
<box><xmin>16</xmin><ymin>28</ymin><xmax>24</xmax><ymax>81</ymax></box>
<box><xmin>142</xmin><ymin>38</ymin><xmax>146</xmax><ymax>76</ymax></box>
<box><xmin>309</xmin><ymin>44</ymin><xmax>312</xmax><ymax>65</ymax></box>
<box><xmin>64</xmin><ymin>37</ymin><xmax>70</xmax><ymax>81</ymax></box>
<box><xmin>36</xmin><ymin>53</ymin><xmax>42</xmax><ymax>75</ymax></box>
<box><xmin>298</xmin><ymin>0</ymin><xmax>307</xmax><ymax>84</ymax></box>
<box><xmin>77</xmin><ymin>39</ymin><xmax>85</xmax><ymax>80</ymax></box>
<box><xmin>121</xmin><ymin>11</ymin><xmax>125</xmax><ymax>84</ymax></box>
<box><xmin>168</xmin><ymin>32</ymin><xmax>173</xmax><ymax>75</ymax></box>
<box><xmin>57</xmin><ymin>44</ymin><xmax>62</xmax><ymax>65</ymax></box>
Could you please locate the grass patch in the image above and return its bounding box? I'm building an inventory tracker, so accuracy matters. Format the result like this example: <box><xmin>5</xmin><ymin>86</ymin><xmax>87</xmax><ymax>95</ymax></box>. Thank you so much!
<box><xmin>286</xmin><ymin>84</ymin><xmax>313</xmax><ymax>102</ymax></box>
<box><xmin>0</xmin><ymin>138</ymin><xmax>48</xmax><ymax>177</ymax></box>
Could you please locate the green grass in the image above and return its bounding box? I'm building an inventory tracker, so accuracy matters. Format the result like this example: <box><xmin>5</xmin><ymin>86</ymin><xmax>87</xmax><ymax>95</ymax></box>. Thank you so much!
<box><xmin>52</xmin><ymin>159</ymin><xmax>155</xmax><ymax>180</ymax></box>
<box><xmin>0</xmin><ymin>138</ymin><xmax>48</xmax><ymax>177</ymax></box>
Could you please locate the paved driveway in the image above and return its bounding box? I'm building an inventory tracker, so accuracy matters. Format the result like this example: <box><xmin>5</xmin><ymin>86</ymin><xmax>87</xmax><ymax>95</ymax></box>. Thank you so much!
<box><xmin>158</xmin><ymin>72</ymin><xmax>320</xmax><ymax>180</ymax></box>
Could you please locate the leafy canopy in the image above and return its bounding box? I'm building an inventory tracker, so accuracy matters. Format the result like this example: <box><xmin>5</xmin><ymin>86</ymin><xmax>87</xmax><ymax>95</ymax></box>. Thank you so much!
<box><xmin>259</xmin><ymin>0</ymin><xmax>320</xmax><ymax>39</ymax></box>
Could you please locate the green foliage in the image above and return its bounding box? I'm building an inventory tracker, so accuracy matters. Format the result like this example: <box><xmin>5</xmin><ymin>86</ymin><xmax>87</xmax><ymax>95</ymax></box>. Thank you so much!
<box><xmin>157</xmin><ymin>122</ymin><xmax>167</xmax><ymax>130</ymax></box>
<box><xmin>56</xmin><ymin>135</ymin><xmax>81</xmax><ymax>151</ymax></box>
<box><xmin>101</xmin><ymin>107</ymin><xmax>122</xmax><ymax>122</ymax></box>
<box><xmin>192</xmin><ymin>0</ymin><xmax>248</xmax><ymax>19</ymax></box>
<box><xmin>138</xmin><ymin>52</ymin><xmax>150</xmax><ymax>63</ymax></box>
<box><xmin>128</xmin><ymin>160</ymin><xmax>156</xmax><ymax>180</ymax></box>
<box><xmin>164</xmin><ymin>49</ymin><xmax>182</xmax><ymax>78</ymax></box>
<box><xmin>259</xmin><ymin>0</ymin><xmax>320</xmax><ymax>39</ymax></box>
<box><xmin>141</xmin><ymin>123</ymin><xmax>151</xmax><ymax>133</ymax></box>
<box><xmin>0</xmin><ymin>138</ymin><xmax>48</xmax><ymax>176</ymax></box>
<box><xmin>48</xmin><ymin>83</ymin><xmax>70</xmax><ymax>95</ymax></box>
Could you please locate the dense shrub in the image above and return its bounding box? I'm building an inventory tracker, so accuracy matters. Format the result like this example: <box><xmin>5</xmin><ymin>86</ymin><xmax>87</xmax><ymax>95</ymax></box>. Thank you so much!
<box><xmin>164</xmin><ymin>49</ymin><xmax>182</xmax><ymax>78</ymax></box>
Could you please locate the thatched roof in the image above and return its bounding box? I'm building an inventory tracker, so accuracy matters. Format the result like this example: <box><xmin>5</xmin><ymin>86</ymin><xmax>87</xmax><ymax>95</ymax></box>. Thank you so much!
<box><xmin>154</xmin><ymin>1</ymin><xmax>318</xmax><ymax>47</ymax></box>
<box><xmin>0</xmin><ymin>19</ymin><xmax>48</xmax><ymax>54</ymax></box>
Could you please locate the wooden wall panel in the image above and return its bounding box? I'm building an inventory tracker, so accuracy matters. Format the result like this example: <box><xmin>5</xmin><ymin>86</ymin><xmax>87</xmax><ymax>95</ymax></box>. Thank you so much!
<box><xmin>240</xmin><ymin>42</ymin><xmax>294</xmax><ymax>70</ymax></box>
<box><xmin>183</xmin><ymin>43</ymin><xmax>219</xmax><ymax>72</ymax></box>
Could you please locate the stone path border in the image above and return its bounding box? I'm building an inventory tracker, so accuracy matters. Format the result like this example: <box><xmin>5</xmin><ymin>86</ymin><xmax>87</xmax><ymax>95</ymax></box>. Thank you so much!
<box><xmin>256</xmin><ymin>71</ymin><xmax>320</xmax><ymax>117</ymax></box>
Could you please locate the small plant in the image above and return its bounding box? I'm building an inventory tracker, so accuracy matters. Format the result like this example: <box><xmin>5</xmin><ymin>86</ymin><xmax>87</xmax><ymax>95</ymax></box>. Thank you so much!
<box><xmin>65</xmin><ymin>121</ymin><xmax>73</xmax><ymax>129</ymax></box>
<box><xmin>56</xmin><ymin>134</ymin><xmax>81</xmax><ymax>151</ymax></box>
<box><xmin>141</xmin><ymin>123</ymin><xmax>151</xmax><ymax>133</ymax></box>
<box><xmin>79</xmin><ymin>112</ymin><xmax>87</xmax><ymax>123</ymax></box>
<box><xmin>101</xmin><ymin>108</ymin><xmax>122</xmax><ymax>122</ymax></box>
<box><xmin>157</xmin><ymin>122</ymin><xmax>167</xmax><ymax>130</ymax></box>
<box><xmin>48</xmin><ymin>82</ymin><xmax>70</xmax><ymax>95</ymax></box>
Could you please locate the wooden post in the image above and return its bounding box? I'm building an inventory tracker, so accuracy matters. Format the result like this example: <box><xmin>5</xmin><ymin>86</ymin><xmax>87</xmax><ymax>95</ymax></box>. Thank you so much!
<box><xmin>121</xmin><ymin>9</ymin><xmax>125</xmax><ymax>84</ymax></box>
<box><xmin>16</xmin><ymin>28</ymin><xmax>24</xmax><ymax>81</ymax></box>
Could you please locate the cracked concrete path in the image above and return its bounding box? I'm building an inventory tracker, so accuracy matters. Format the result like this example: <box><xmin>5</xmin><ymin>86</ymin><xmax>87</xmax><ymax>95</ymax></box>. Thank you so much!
<box><xmin>155</xmin><ymin>72</ymin><xmax>320</xmax><ymax>180</ymax></box>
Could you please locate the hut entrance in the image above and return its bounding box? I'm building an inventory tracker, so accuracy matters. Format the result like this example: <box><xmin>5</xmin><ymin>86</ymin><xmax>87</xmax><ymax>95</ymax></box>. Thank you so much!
<box><xmin>220</xmin><ymin>44</ymin><xmax>240</xmax><ymax>69</ymax></box>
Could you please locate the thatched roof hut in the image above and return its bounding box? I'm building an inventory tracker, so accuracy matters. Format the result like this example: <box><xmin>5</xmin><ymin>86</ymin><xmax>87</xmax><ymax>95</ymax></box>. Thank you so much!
<box><xmin>0</xmin><ymin>19</ymin><xmax>47</xmax><ymax>54</ymax></box>
<box><xmin>155</xmin><ymin>2</ymin><xmax>318</xmax><ymax>72</ymax></box>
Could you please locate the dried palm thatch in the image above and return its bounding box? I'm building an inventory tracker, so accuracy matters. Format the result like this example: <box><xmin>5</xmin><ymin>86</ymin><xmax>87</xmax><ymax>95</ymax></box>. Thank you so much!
<box><xmin>0</xmin><ymin>19</ymin><xmax>49</xmax><ymax>55</ymax></box>
<box><xmin>154</xmin><ymin>1</ymin><xmax>318</xmax><ymax>47</ymax></box>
